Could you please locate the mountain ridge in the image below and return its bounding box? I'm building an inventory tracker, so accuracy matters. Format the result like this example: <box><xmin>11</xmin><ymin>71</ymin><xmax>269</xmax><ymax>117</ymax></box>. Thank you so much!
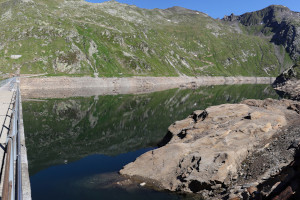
<box><xmin>223</xmin><ymin>5</ymin><xmax>300</xmax><ymax>61</ymax></box>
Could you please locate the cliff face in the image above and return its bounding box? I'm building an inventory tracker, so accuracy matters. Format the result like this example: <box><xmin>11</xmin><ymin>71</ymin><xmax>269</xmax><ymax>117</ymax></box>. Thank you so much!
<box><xmin>0</xmin><ymin>1</ymin><xmax>295</xmax><ymax>77</ymax></box>
<box><xmin>223</xmin><ymin>5</ymin><xmax>300</xmax><ymax>61</ymax></box>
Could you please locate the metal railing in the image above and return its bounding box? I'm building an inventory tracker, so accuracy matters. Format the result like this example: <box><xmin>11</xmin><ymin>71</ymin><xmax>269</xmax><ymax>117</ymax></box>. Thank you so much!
<box><xmin>0</xmin><ymin>78</ymin><xmax>14</xmax><ymax>88</ymax></box>
<box><xmin>0</xmin><ymin>78</ymin><xmax>22</xmax><ymax>200</ymax></box>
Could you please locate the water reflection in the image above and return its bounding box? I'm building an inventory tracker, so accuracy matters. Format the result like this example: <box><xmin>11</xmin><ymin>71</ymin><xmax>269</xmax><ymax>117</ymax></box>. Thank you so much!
<box><xmin>23</xmin><ymin>84</ymin><xmax>279</xmax><ymax>200</ymax></box>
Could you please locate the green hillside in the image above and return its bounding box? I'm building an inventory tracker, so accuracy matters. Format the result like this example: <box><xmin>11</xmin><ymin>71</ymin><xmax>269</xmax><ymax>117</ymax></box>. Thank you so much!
<box><xmin>0</xmin><ymin>0</ymin><xmax>296</xmax><ymax>77</ymax></box>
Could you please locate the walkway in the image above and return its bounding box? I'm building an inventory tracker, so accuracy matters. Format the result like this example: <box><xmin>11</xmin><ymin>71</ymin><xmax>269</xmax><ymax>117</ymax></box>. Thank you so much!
<box><xmin>0</xmin><ymin>78</ymin><xmax>31</xmax><ymax>200</ymax></box>
<box><xmin>0</xmin><ymin>78</ymin><xmax>15</xmax><ymax>197</ymax></box>
<box><xmin>0</xmin><ymin>79</ymin><xmax>15</xmax><ymax>143</ymax></box>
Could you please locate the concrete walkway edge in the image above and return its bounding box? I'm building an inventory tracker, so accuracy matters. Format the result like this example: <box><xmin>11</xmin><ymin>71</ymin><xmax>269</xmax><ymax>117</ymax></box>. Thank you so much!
<box><xmin>18</xmin><ymin>78</ymin><xmax>32</xmax><ymax>200</ymax></box>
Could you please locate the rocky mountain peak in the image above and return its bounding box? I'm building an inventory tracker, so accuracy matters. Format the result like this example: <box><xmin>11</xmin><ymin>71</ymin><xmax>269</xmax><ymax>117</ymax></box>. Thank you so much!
<box><xmin>223</xmin><ymin>13</ymin><xmax>240</xmax><ymax>21</ymax></box>
<box><xmin>268</xmin><ymin>4</ymin><xmax>291</xmax><ymax>13</ymax></box>
<box><xmin>223</xmin><ymin>5</ymin><xmax>300</xmax><ymax>61</ymax></box>
<box><xmin>223</xmin><ymin>5</ymin><xmax>292</xmax><ymax>26</ymax></box>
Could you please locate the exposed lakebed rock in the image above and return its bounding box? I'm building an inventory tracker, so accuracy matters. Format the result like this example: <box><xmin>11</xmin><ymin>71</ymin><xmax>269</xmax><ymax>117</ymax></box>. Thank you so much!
<box><xmin>20</xmin><ymin>76</ymin><xmax>275</xmax><ymax>99</ymax></box>
<box><xmin>273</xmin><ymin>64</ymin><xmax>300</xmax><ymax>100</ymax></box>
<box><xmin>120</xmin><ymin>99</ymin><xmax>300</xmax><ymax>199</ymax></box>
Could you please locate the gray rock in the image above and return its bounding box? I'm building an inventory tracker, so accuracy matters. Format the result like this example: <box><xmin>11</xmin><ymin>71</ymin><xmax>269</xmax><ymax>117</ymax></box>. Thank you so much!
<box><xmin>273</xmin><ymin>64</ymin><xmax>300</xmax><ymax>100</ymax></box>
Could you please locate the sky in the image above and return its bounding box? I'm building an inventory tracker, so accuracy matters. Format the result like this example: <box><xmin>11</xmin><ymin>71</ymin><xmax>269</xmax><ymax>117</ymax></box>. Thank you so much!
<box><xmin>86</xmin><ymin>0</ymin><xmax>300</xmax><ymax>19</ymax></box>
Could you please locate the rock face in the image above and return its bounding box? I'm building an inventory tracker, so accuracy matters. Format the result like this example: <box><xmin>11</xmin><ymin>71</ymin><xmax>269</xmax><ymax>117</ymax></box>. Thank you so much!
<box><xmin>223</xmin><ymin>5</ymin><xmax>300</xmax><ymax>61</ymax></box>
<box><xmin>120</xmin><ymin>99</ymin><xmax>300</xmax><ymax>199</ymax></box>
<box><xmin>273</xmin><ymin>64</ymin><xmax>300</xmax><ymax>100</ymax></box>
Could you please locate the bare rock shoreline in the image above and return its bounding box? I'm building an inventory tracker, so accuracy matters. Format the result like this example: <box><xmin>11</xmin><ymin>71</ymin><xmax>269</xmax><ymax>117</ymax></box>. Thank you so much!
<box><xmin>20</xmin><ymin>76</ymin><xmax>275</xmax><ymax>98</ymax></box>
<box><xmin>120</xmin><ymin>99</ymin><xmax>300</xmax><ymax>199</ymax></box>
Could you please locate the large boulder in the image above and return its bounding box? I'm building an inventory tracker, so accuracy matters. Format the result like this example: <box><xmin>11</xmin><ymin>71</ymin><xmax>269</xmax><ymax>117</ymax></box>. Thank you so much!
<box><xmin>120</xmin><ymin>99</ymin><xmax>300</xmax><ymax>199</ymax></box>
<box><xmin>273</xmin><ymin>64</ymin><xmax>300</xmax><ymax>100</ymax></box>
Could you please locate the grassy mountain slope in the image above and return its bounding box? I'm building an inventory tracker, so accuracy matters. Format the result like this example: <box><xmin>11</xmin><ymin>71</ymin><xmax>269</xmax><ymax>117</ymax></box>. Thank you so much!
<box><xmin>0</xmin><ymin>0</ymin><xmax>295</xmax><ymax>77</ymax></box>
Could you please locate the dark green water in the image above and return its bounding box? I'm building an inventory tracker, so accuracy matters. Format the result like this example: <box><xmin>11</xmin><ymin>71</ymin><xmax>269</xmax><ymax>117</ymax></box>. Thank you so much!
<box><xmin>22</xmin><ymin>84</ymin><xmax>279</xmax><ymax>200</ymax></box>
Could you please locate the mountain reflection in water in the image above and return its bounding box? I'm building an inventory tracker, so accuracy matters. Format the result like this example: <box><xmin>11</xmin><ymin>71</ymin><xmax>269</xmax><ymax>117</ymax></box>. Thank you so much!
<box><xmin>23</xmin><ymin>84</ymin><xmax>279</xmax><ymax>200</ymax></box>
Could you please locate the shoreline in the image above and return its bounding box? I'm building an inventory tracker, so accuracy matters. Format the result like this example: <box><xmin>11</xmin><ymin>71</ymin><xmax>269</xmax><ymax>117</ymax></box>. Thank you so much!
<box><xmin>21</xmin><ymin>76</ymin><xmax>276</xmax><ymax>99</ymax></box>
<box><xmin>120</xmin><ymin>99</ymin><xmax>300</xmax><ymax>199</ymax></box>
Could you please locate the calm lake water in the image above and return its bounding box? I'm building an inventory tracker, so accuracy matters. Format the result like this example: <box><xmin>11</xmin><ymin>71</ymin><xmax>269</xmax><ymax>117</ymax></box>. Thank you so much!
<box><xmin>22</xmin><ymin>84</ymin><xmax>279</xmax><ymax>200</ymax></box>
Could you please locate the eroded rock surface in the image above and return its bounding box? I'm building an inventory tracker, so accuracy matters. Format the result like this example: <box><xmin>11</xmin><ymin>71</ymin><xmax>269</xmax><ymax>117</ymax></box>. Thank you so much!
<box><xmin>273</xmin><ymin>64</ymin><xmax>300</xmax><ymax>100</ymax></box>
<box><xmin>120</xmin><ymin>99</ymin><xmax>300</xmax><ymax>199</ymax></box>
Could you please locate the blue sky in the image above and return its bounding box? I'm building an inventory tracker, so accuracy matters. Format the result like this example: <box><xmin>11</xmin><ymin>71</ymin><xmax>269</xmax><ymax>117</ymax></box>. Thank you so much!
<box><xmin>86</xmin><ymin>0</ymin><xmax>300</xmax><ymax>19</ymax></box>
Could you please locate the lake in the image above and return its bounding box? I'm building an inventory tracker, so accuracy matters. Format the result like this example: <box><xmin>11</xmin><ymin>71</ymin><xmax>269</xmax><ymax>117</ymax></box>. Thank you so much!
<box><xmin>22</xmin><ymin>84</ymin><xmax>279</xmax><ymax>200</ymax></box>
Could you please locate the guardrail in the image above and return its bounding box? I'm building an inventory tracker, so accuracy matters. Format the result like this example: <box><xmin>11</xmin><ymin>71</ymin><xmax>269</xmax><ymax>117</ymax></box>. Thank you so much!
<box><xmin>0</xmin><ymin>78</ymin><xmax>23</xmax><ymax>200</ymax></box>
<box><xmin>0</xmin><ymin>78</ymin><xmax>13</xmax><ymax>88</ymax></box>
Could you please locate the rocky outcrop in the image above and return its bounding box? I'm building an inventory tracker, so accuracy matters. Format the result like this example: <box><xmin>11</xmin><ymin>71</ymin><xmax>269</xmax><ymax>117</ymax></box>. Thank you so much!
<box><xmin>273</xmin><ymin>64</ymin><xmax>300</xmax><ymax>100</ymax></box>
<box><xmin>223</xmin><ymin>13</ymin><xmax>240</xmax><ymax>22</ymax></box>
<box><xmin>120</xmin><ymin>99</ymin><xmax>300</xmax><ymax>199</ymax></box>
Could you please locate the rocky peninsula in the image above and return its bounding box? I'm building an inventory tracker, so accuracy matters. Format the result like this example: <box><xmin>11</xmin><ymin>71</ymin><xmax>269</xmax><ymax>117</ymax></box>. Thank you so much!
<box><xmin>120</xmin><ymin>99</ymin><xmax>300</xmax><ymax>199</ymax></box>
